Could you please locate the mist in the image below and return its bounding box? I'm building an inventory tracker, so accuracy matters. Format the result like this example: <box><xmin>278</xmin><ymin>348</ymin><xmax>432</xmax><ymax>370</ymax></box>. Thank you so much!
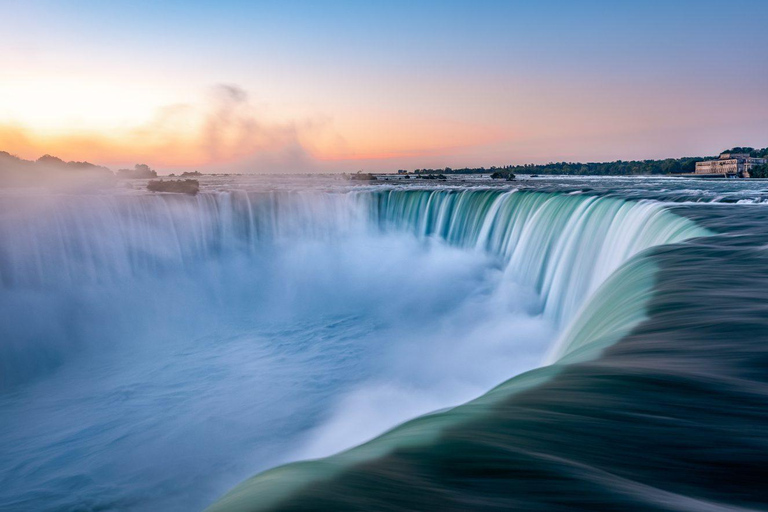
<box><xmin>0</xmin><ymin>190</ymin><xmax>555</xmax><ymax>511</ymax></box>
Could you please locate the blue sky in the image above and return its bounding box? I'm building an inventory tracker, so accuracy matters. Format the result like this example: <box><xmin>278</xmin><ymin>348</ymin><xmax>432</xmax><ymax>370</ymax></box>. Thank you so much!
<box><xmin>2</xmin><ymin>0</ymin><xmax>767</xmax><ymax>171</ymax></box>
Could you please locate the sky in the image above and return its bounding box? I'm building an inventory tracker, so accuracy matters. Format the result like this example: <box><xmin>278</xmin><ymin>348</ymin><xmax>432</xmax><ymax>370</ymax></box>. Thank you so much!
<box><xmin>1</xmin><ymin>0</ymin><xmax>767</xmax><ymax>173</ymax></box>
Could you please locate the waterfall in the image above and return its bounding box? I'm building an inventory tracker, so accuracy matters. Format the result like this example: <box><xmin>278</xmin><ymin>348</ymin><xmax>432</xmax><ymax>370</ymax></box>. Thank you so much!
<box><xmin>368</xmin><ymin>189</ymin><xmax>708</xmax><ymax>326</ymax></box>
<box><xmin>201</xmin><ymin>190</ymin><xmax>711</xmax><ymax>512</ymax></box>
<box><xmin>0</xmin><ymin>189</ymin><xmax>708</xmax><ymax>392</ymax></box>
<box><xmin>0</xmin><ymin>191</ymin><xmax>367</xmax><ymax>288</ymax></box>
<box><xmin>0</xmin><ymin>187</ymin><xmax>714</xmax><ymax>512</ymax></box>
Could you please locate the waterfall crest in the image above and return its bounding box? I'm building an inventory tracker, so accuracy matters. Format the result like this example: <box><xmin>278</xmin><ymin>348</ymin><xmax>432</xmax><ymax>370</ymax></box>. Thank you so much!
<box><xmin>369</xmin><ymin>189</ymin><xmax>708</xmax><ymax>326</ymax></box>
<box><xmin>0</xmin><ymin>189</ymin><xmax>708</xmax><ymax>392</ymax></box>
<box><xmin>0</xmin><ymin>188</ymin><xmax>713</xmax><ymax>512</ymax></box>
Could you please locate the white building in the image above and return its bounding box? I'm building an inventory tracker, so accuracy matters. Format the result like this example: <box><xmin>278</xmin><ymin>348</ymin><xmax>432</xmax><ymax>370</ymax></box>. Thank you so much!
<box><xmin>695</xmin><ymin>152</ymin><xmax>767</xmax><ymax>177</ymax></box>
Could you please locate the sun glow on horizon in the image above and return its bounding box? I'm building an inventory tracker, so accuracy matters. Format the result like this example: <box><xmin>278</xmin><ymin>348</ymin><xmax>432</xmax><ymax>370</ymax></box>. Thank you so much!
<box><xmin>1</xmin><ymin>1</ymin><xmax>767</xmax><ymax>172</ymax></box>
<box><xmin>0</xmin><ymin>78</ymin><xmax>515</xmax><ymax>172</ymax></box>
<box><xmin>0</xmin><ymin>76</ymin><xmax>184</xmax><ymax>132</ymax></box>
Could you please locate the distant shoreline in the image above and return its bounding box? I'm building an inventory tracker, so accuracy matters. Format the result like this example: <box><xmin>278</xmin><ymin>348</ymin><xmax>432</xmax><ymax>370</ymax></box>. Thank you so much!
<box><xmin>2</xmin><ymin>145</ymin><xmax>767</xmax><ymax>185</ymax></box>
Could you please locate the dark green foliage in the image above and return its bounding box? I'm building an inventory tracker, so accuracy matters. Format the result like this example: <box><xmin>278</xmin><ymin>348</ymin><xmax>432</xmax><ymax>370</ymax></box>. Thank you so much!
<box><xmin>723</xmin><ymin>147</ymin><xmax>755</xmax><ymax>155</ymax></box>
<box><xmin>722</xmin><ymin>147</ymin><xmax>768</xmax><ymax>158</ymax></box>
<box><xmin>411</xmin><ymin>158</ymin><xmax>708</xmax><ymax>176</ymax></box>
<box><xmin>750</xmin><ymin>164</ymin><xmax>768</xmax><ymax>179</ymax></box>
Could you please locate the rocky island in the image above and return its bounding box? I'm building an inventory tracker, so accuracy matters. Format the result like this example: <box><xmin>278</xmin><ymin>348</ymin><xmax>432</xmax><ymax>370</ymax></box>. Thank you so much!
<box><xmin>147</xmin><ymin>179</ymin><xmax>200</xmax><ymax>195</ymax></box>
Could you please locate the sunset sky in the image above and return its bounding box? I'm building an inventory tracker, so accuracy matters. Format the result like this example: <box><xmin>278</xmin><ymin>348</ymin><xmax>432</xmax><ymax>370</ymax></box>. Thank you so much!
<box><xmin>2</xmin><ymin>0</ymin><xmax>768</xmax><ymax>173</ymax></box>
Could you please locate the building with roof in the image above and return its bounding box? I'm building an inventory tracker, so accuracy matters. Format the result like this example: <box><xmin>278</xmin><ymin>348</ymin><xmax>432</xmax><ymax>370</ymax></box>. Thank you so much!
<box><xmin>695</xmin><ymin>152</ymin><xmax>767</xmax><ymax>177</ymax></box>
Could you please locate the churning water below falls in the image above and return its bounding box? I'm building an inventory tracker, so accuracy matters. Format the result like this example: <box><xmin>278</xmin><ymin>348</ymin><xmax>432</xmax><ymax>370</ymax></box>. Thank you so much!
<box><xmin>2</xmin><ymin>175</ymin><xmax>768</xmax><ymax>512</ymax></box>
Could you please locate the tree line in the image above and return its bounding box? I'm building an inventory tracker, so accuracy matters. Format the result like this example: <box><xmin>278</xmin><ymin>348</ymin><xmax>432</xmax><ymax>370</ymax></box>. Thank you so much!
<box><xmin>404</xmin><ymin>146</ymin><xmax>766</xmax><ymax>176</ymax></box>
<box><xmin>723</xmin><ymin>147</ymin><xmax>768</xmax><ymax>158</ymax></box>
<box><xmin>410</xmin><ymin>158</ymin><xmax>705</xmax><ymax>176</ymax></box>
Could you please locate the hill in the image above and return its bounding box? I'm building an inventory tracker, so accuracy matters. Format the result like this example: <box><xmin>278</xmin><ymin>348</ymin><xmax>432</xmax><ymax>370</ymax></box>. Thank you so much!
<box><xmin>0</xmin><ymin>152</ymin><xmax>115</xmax><ymax>188</ymax></box>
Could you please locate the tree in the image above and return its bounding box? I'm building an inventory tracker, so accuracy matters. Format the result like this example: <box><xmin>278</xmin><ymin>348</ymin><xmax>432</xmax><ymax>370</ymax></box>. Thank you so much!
<box><xmin>749</xmin><ymin>163</ymin><xmax>768</xmax><ymax>179</ymax></box>
<box><xmin>723</xmin><ymin>147</ymin><xmax>755</xmax><ymax>155</ymax></box>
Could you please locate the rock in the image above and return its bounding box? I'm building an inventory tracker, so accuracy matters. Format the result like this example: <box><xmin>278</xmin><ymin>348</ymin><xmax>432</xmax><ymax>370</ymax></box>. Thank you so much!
<box><xmin>490</xmin><ymin>171</ymin><xmax>516</xmax><ymax>181</ymax></box>
<box><xmin>147</xmin><ymin>179</ymin><xmax>200</xmax><ymax>195</ymax></box>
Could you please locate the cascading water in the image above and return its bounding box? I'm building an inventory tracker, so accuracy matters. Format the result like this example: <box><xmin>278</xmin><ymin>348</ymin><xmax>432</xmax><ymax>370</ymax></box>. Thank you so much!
<box><xmin>369</xmin><ymin>189</ymin><xmax>706</xmax><ymax>325</ymax></box>
<box><xmin>200</xmin><ymin>189</ymin><xmax>710</xmax><ymax>512</ymax></box>
<box><xmin>0</xmin><ymin>186</ymin><xmax>709</xmax><ymax>512</ymax></box>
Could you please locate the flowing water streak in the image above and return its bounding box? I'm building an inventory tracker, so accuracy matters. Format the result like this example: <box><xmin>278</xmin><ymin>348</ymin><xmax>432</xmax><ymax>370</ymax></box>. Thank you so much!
<box><xmin>203</xmin><ymin>255</ymin><xmax>693</xmax><ymax>512</ymax></box>
<box><xmin>204</xmin><ymin>189</ymin><xmax>712</xmax><ymax>512</ymax></box>
<box><xmin>0</xmin><ymin>188</ymin><xmax>708</xmax><ymax>391</ymax></box>
<box><xmin>0</xmin><ymin>191</ymin><xmax>367</xmax><ymax>288</ymax></box>
<box><xmin>368</xmin><ymin>189</ymin><xmax>709</xmax><ymax>326</ymax></box>
<box><xmin>0</xmin><ymin>190</ymin><xmax>370</xmax><ymax>390</ymax></box>
<box><xmin>0</xmin><ymin>185</ymin><xmax>740</xmax><ymax>512</ymax></box>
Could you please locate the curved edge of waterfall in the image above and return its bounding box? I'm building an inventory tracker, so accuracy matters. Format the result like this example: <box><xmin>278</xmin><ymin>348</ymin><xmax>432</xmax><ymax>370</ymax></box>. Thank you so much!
<box><xmin>0</xmin><ymin>187</ymin><xmax>713</xmax><ymax>511</ymax></box>
<box><xmin>204</xmin><ymin>216</ymin><xmax>711</xmax><ymax>512</ymax></box>
<box><xmin>0</xmin><ymin>189</ymin><xmax>708</xmax><ymax>393</ymax></box>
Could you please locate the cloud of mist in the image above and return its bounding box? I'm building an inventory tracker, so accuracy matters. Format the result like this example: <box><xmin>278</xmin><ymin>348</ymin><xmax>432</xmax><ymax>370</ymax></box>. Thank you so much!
<box><xmin>0</xmin><ymin>84</ymin><xmax>338</xmax><ymax>174</ymax></box>
<box><xmin>198</xmin><ymin>84</ymin><xmax>320</xmax><ymax>172</ymax></box>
